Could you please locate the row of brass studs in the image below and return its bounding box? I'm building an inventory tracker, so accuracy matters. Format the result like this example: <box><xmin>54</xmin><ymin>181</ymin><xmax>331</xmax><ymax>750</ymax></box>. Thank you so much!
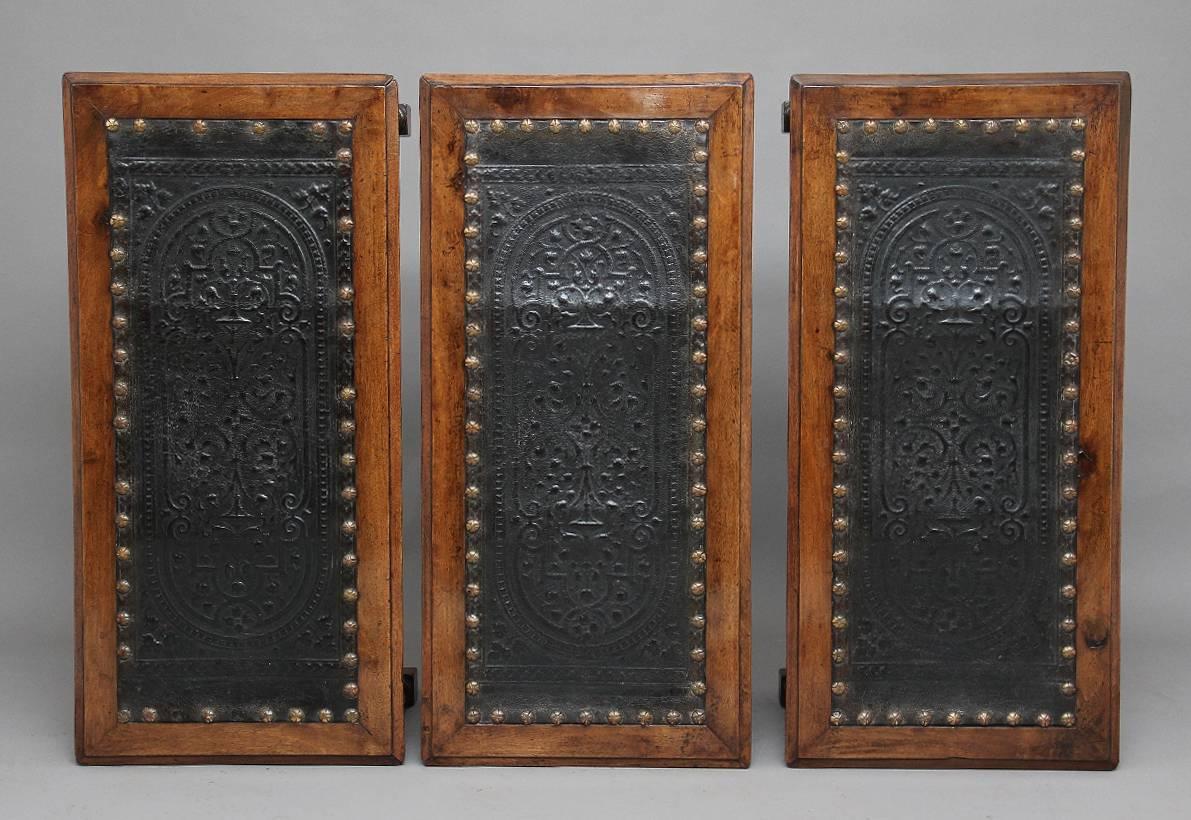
<box><xmin>463</xmin><ymin>117</ymin><xmax>705</xmax><ymax>137</ymax></box>
<box><xmin>108</xmin><ymin>118</ymin><xmax>360</xmax><ymax>722</ymax></box>
<box><xmin>828</xmin><ymin>118</ymin><xmax>1087</xmax><ymax>728</ymax></box>
<box><xmin>459</xmin><ymin>118</ymin><xmax>712</xmax><ymax>724</ymax></box>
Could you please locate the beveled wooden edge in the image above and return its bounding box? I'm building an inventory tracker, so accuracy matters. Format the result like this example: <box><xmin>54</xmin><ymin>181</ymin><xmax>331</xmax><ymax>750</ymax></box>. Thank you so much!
<box><xmin>786</xmin><ymin>73</ymin><xmax>1129</xmax><ymax>769</ymax></box>
<box><xmin>420</xmin><ymin>74</ymin><xmax>753</xmax><ymax>767</ymax></box>
<box><xmin>64</xmin><ymin>73</ymin><xmax>402</xmax><ymax>764</ymax></box>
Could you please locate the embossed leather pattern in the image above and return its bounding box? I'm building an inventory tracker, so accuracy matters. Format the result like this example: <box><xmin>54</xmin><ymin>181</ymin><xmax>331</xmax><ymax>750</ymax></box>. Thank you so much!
<box><xmin>830</xmin><ymin>119</ymin><xmax>1085</xmax><ymax>727</ymax></box>
<box><xmin>107</xmin><ymin>119</ymin><xmax>359</xmax><ymax>723</ymax></box>
<box><xmin>463</xmin><ymin>120</ymin><xmax>709</xmax><ymax>726</ymax></box>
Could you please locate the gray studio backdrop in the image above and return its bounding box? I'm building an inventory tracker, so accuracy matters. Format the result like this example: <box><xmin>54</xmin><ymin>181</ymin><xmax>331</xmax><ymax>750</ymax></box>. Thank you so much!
<box><xmin>0</xmin><ymin>0</ymin><xmax>1187</xmax><ymax>817</ymax></box>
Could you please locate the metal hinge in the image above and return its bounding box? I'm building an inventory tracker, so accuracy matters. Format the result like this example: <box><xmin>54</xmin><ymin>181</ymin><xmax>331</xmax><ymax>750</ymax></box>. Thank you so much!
<box><xmin>398</xmin><ymin>104</ymin><xmax>411</xmax><ymax>137</ymax></box>
<box><xmin>781</xmin><ymin>101</ymin><xmax>790</xmax><ymax>134</ymax></box>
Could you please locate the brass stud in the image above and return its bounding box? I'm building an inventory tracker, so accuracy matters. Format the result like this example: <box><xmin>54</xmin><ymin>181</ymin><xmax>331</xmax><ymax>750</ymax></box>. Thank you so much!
<box><xmin>288</xmin><ymin>708</ymin><xmax>305</xmax><ymax>723</ymax></box>
<box><xmin>691</xmin><ymin>647</ymin><xmax>706</xmax><ymax>662</ymax></box>
<box><xmin>466</xmin><ymin>646</ymin><xmax>480</xmax><ymax>661</ymax></box>
<box><xmin>638</xmin><ymin>710</ymin><xmax>653</xmax><ymax>726</ymax></box>
<box><xmin>669</xmin><ymin>120</ymin><xmax>682</xmax><ymax>134</ymax></box>
<box><xmin>887</xmin><ymin>710</ymin><xmax>905</xmax><ymax>726</ymax></box>
<box><xmin>248</xmin><ymin>120</ymin><xmax>266</xmax><ymax>136</ymax></box>
<box><xmin>1061</xmin><ymin>518</ymin><xmax>1077</xmax><ymax>534</ymax></box>
<box><xmin>339</xmin><ymin>418</ymin><xmax>357</xmax><ymax>438</ymax></box>
<box><xmin>1062</xmin><ymin>451</ymin><xmax>1078</xmax><ymax>467</ymax></box>
<box><xmin>466</xmin><ymin>613</ymin><xmax>480</xmax><ymax>629</ymax></box>
<box><xmin>1045</xmin><ymin>119</ymin><xmax>1059</xmax><ymax>133</ymax></box>
<box><xmin>463</xmin><ymin>190</ymin><xmax>480</xmax><ymax>207</ymax></box>
<box><xmin>1036</xmin><ymin>712</ymin><xmax>1053</xmax><ymax>727</ymax></box>
<box><xmin>466</xmin><ymin>680</ymin><xmax>480</xmax><ymax>695</ymax></box>
<box><xmin>463</xmin><ymin>151</ymin><xmax>479</xmax><ymax>166</ymax></box>
<box><xmin>116</xmin><ymin>643</ymin><xmax>132</xmax><ymax>660</ymax></box>
<box><xmin>465</xmin><ymin>419</ymin><xmax>481</xmax><ymax>434</ymax></box>
<box><xmin>116</xmin><ymin>512</ymin><xmax>130</xmax><ymax>529</ymax></box>
<box><xmin>690</xmin><ymin>515</ymin><xmax>706</xmax><ymax>530</ymax></box>
<box><xmin>831</xmin><ymin>681</ymin><xmax>847</xmax><ymax>696</ymax></box>
<box><xmin>835</xmin><ymin>183</ymin><xmax>849</xmax><ymax>197</ymax></box>
<box><xmin>519</xmin><ymin>119</ymin><xmax>533</xmax><ymax>132</ymax></box>
<box><xmin>1060</xmin><ymin>712</ymin><xmax>1076</xmax><ymax>727</ymax></box>
<box><xmin>691</xmin><ymin>417</ymin><xmax>707</xmax><ymax>433</ymax></box>
<box><xmin>691</xmin><ymin>450</ymin><xmax>706</xmax><ymax>465</ymax></box>
<box><xmin>110</xmin><ymin>280</ymin><xmax>127</xmax><ymax>299</ymax></box>
<box><xmin>338</xmin><ymin>318</ymin><xmax>355</xmax><ymax>338</ymax></box>
<box><xmin>1061</xmin><ymin>584</ymin><xmax>1077</xmax><ymax>599</ymax></box>
<box><xmin>836</xmin><ymin>120</ymin><xmax>850</xmax><ymax>133</ymax></box>
<box><xmin>832</xmin><ymin>517</ymin><xmax>848</xmax><ymax>532</ymax></box>
<box><xmin>976</xmin><ymin>711</ymin><xmax>993</xmax><ymax>726</ymax></box>
<box><xmin>1006</xmin><ymin>711</ymin><xmax>1022</xmax><ymax>726</ymax></box>
<box><xmin>832</xmin><ymin>580</ymin><xmax>847</xmax><ymax>597</ymax></box>
<box><xmin>833</xmin><ymin>319</ymin><xmax>849</xmax><ymax>333</ymax></box>
<box><xmin>1063</xmin><ymin>419</ymin><xmax>1078</xmax><ymax>434</ymax></box>
<box><xmin>344</xmin><ymin>708</ymin><xmax>360</xmax><ymax>723</ymax></box>
<box><xmin>863</xmin><ymin>120</ymin><xmax>878</xmax><ymax>135</ymax></box>
<box><xmin>343</xmin><ymin>619</ymin><xmax>358</xmax><ymax>635</ymax></box>
<box><xmin>692</xmin><ymin>283</ymin><xmax>708</xmax><ymax>299</ymax></box>
<box><xmin>946</xmin><ymin>711</ymin><xmax>963</xmax><ymax>726</ymax></box>
<box><xmin>318</xmin><ymin>708</ymin><xmax>334</xmax><ymax>723</ymax></box>
<box><xmin>115</xmin><ymin>545</ymin><xmax>131</xmax><ymax>562</ymax></box>
<box><xmin>607</xmin><ymin>119</ymin><xmax>621</xmax><ymax>134</ymax></box>
<box><xmin>259</xmin><ymin>707</ymin><xmax>275</xmax><ymax>723</ymax></box>
<box><xmin>108</xmin><ymin>212</ymin><xmax>128</xmax><ymax>230</ymax></box>
<box><xmin>917</xmin><ymin>710</ymin><xmax>933</xmax><ymax>726</ymax></box>
<box><xmin>955</xmin><ymin>119</ymin><xmax>970</xmax><ymax>133</ymax></box>
<box><xmin>341</xmin><ymin>485</ymin><xmax>358</xmax><ymax>502</ymax></box>
<box><xmin>200</xmin><ymin>707</ymin><xmax>215</xmax><ymax>723</ymax></box>
<box><xmin>1060</xmin><ymin>616</ymin><xmax>1076</xmax><ymax>632</ymax></box>
<box><xmin>110</xmin><ymin>246</ymin><xmax>127</xmax><ymax>264</ymax></box>
<box><xmin>835</xmin><ymin>150</ymin><xmax>849</xmax><ymax>164</ymax></box>
<box><xmin>834</xmin><ymin>250</ymin><xmax>848</xmax><ymax>264</ymax></box>
<box><xmin>115</xmin><ymin>479</ymin><xmax>132</xmax><ymax>496</ymax></box>
<box><xmin>465</xmin><ymin>322</ymin><xmax>482</xmax><ymax>339</ymax></box>
<box><xmin>833</xmin><ymin>417</ymin><xmax>848</xmax><ymax>432</ymax></box>
<box><xmin>338</xmin><ymin>120</ymin><xmax>353</xmax><ymax>135</ymax></box>
<box><xmin>830</xmin><ymin>710</ymin><xmax>846</xmax><ymax>726</ymax></box>
<box><xmin>578</xmin><ymin>119</ymin><xmax>592</xmax><ymax>133</ymax></box>
<box><xmin>1064</xmin><ymin>351</ymin><xmax>1080</xmax><ymax>368</ymax></box>
<box><xmin>691</xmin><ymin>383</ymin><xmax>707</xmax><ymax>398</ymax></box>
<box><xmin>1062</xmin><ymin>385</ymin><xmax>1078</xmax><ymax>401</ymax></box>
<box><xmin>834</xmin><ymin>285</ymin><xmax>848</xmax><ymax>299</ymax></box>
<box><xmin>116</xmin><ymin>578</ymin><xmax>131</xmax><ymax>595</ymax></box>
<box><xmin>549</xmin><ymin>119</ymin><xmax>562</xmax><ymax>133</ymax></box>
<box><xmin>132</xmin><ymin>118</ymin><xmax>146</xmax><ymax>133</ymax></box>
<box><xmin>833</xmin><ymin>484</ymin><xmax>848</xmax><ymax>497</ymax></box>
<box><xmin>466</xmin><ymin>518</ymin><xmax>480</xmax><ymax>534</ymax></box>
<box><xmin>1065</xmin><ymin>318</ymin><xmax>1080</xmax><ymax>335</ymax></box>
<box><xmin>690</xmin><ymin>709</ymin><xmax>706</xmax><ymax>725</ymax></box>
<box><xmin>1065</xmin><ymin>250</ymin><xmax>1081</xmax><ymax>265</ymax></box>
<box><xmin>464</xmin><ymin>290</ymin><xmax>481</xmax><ymax>305</ymax></box>
<box><xmin>1069</xmin><ymin>216</ymin><xmax>1083</xmax><ymax>230</ymax></box>
<box><xmin>464</xmin><ymin>354</ymin><xmax>481</xmax><ymax>370</ymax></box>
<box><xmin>691</xmin><ymin>681</ymin><xmax>707</xmax><ymax>696</ymax></box>
<box><xmin>340</xmin><ymin>451</ymin><xmax>357</xmax><ymax>470</ymax></box>
<box><xmin>893</xmin><ymin>119</ymin><xmax>908</xmax><ymax>134</ymax></box>
<box><xmin>692</xmin><ymin>315</ymin><xmax>708</xmax><ymax>332</ymax></box>
<box><xmin>665</xmin><ymin>710</ymin><xmax>681</xmax><ymax>726</ymax></box>
<box><xmin>1061</xmin><ymin>551</ymin><xmax>1077</xmax><ymax>567</ymax></box>
<box><xmin>192</xmin><ymin>120</ymin><xmax>208</xmax><ymax>135</ymax></box>
<box><xmin>983</xmin><ymin>120</ymin><xmax>1000</xmax><ymax>134</ymax></box>
<box><xmin>520</xmin><ymin>710</ymin><xmax>535</xmax><ymax>725</ymax></box>
<box><xmin>465</xmin><ymin>549</ymin><xmax>480</xmax><ymax>565</ymax></box>
<box><xmin>693</xmin><ymin>215</ymin><xmax>708</xmax><ymax>230</ymax></box>
<box><xmin>142</xmin><ymin>707</ymin><xmax>158</xmax><ymax>722</ymax></box>
<box><xmin>465</xmin><ymin>451</ymin><xmax>480</xmax><ymax>466</ymax></box>
<box><xmin>311</xmin><ymin>121</ymin><xmax>328</xmax><ymax>136</ymax></box>
<box><xmin>831</xmin><ymin>614</ymin><xmax>847</xmax><ymax>630</ymax></box>
<box><xmin>115</xmin><ymin>610</ymin><xmax>132</xmax><ymax>626</ymax></box>
<box><xmin>490</xmin><ymin>120</ymin><xmax>505</xmax><ymax>134</ymax></box>
<box><xmin>693</xmin><ymin>183</ymin><xmax>708</xmax><ymax>197</ymax></box>
<box><xmin>835</xmin><ymin>215</ymin><xmax>849</xmax><ymax>230</ymax></box>
<box><xmin>832</xmin><ymin>450</ymin><xmax>847</xmax><ymax>464</ymax></box>
<box><xmin>1071</xmin><ymin>148</ymin><xmax>1086</xmax><ymax>162</ymax></box>
<box><xmin>339</xmin><ymin>386</ymin><xmax>357</xmax><ymax>402</ymax></box>
<box><xmin>924</xmin><ymin>118</ymin><xmax>938</xmax><ymax>133</ymax></box>
<box><xmin>693</xmin><ymin>149</ymin><xmax>709</xmax><ymax>163</ymax></box>
<box><xmin>105</xmin><ymin>118</ymin><xmax>120</xmax><ymax>132</ymax></box>
<box><xmin>465</xmin><ymin>484</ymin><xmax>480</xmax><ymax>499</ymax></box>
<box><xmin>692</xmin><ymin>248</ymin><xmax>708</xmax><ymax>264</ymax></box>
<box><xmin>607</xmin><ymin>709</ymin><xmax>623</xmax><ymax>725</ymax></box>
<box><xmin>551</xmin><ymin>710</ymin><xmax>565</xmax><ymax>725</ymax></box>
<box><xmin>465</xmin><ymin>709</ymin><xmax>480</xmax><ymax>724</ymax></box>
<box><xmin>856</xmin><ymin>710</ymin><xmax>873</xmax><ymax>726</ymax></box>
<box><xmin>832</xmin><ymin>648</ymin><xmax>846</xmax><ymax>664</ymax></box>
<box><xmin>342</xmin><ymin>553</ymin><xmax>358</xmax><ymax>570</ymax></box>
<box><xmin>462</xmin><ymin>223</ymin><xmax>479</xmax><ymax>239</ymax></box>
<box><xmin>1070</xmin><ymin>183</ymin><xmax>1084</xmax><ymax>196</ymax></box>
<box><xmin>342</xmin><ymin>587</ymin><xmax>358</xmax><ymax>604</ymax></box>
<box><xmin>113</xmin><ymin>347</ymin><xmax>129</xmax><ymax>366</ymax></box>
<box><xmin>490</xmin><ymin>709</ymin><xmax>505</xmax><ymax>724</ymax></box>
<box><xmin>337</xmin><ymin>215</ymin><xmax>354</xmax><ymax>233</ymax></box>
<box><xmin>1066</xmin><ymin>284</ymin><xmax>1081</xmax><ymax>299</ymax></box>
<box><xmin>342</xmin><ymin>652</ymin><xmax>358</xmax><ymax>668</ymax></box>
<box><xmin>690</xmin><ymin>581</ymin><xmax>706</xmax><ymax>597</ymax></box>
<box><xmin>1015</xmin><ymin>119</ymin><xmax>1030</xmax><ymax>133</ymax></box>
<box><xmin>343</xmin><ymin>683</ymin><xmax>360</xmax><ymax>702</ymax></box>
<box><xmin>691</xmin><ymin>613</ymin><xmax>706</xmax><ymax>629</ymax></box>
<box><xmin>1060</xmin><ymin>681</ymin><xmax>1076</xmax><ymax>696</ymax></box>
<box><xmin>113</xmin><ymin>414</ymin><xmax>130</xmax><ymax>431</ymax></box>
<box><xmin>690</xmin><ymin>550</ymin><xmax>707</xmax><ymax>565</ymax></box>
<box><xmin>695</xmin><ymin>120</ymin><xmax>710</xmax><ymax>133</ymax></box>
<box><xmin>833</xmin><ymin>350</ymin><xmax>849</xmax><ymax>364</ymax></box>
<box><xmin>341</xmin><ymin>519</ymin><xmax>357</xmax><ymax>536</ymax></box>
<box><xmin>1062</xmin><ymin>645</ymin><xmax>1077</xmax><ymax>660</ymax></box>
<box><xmin>1071</xmin><ymin>118</ymin><xmax>1086</xmax><ymax>131</ymax></box>
<box><xmin>465</xmin><ymin>257</ymin><xmax>480</xmax><ymax>272</ymax></box>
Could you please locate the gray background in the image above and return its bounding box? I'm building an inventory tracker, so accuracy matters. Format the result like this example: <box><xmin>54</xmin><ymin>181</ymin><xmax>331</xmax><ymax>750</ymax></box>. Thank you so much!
<box><xmin>0</xmin><ymin>0</ymin><xmax>1186</xmax><ymax>817</ymax></box>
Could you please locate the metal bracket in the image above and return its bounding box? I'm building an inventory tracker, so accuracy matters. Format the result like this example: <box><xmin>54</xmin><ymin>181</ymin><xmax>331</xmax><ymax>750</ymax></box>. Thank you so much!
<box><xmin>781</xmin><ymin>101</ymin><xmax>790</xmax><ymax>134</ymax></box>
<box><xmin>402</xmin><ymin>667</ymin><xmax>418</xmax><ymax>709</ymax></box>
<box><xmin>398</xmin><ymin>104</ymin><xmax>411</xmax><ymax>138</ymax></box>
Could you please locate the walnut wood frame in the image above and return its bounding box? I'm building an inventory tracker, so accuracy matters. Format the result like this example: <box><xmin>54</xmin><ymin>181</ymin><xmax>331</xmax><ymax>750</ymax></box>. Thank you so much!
<box><xmin>64</xmin><ymin>73</ymin><xmax>403</xmax><ymax>764</ymax></box>
<box><xmin>421</xmin><ymin>74</ymin><xmax>753</xmax><ymax>767</ymax></box>
<box><xmin>786</xmin><ymin>73</ymin><xmax>1129</xmax><ymax>769</ymax></box>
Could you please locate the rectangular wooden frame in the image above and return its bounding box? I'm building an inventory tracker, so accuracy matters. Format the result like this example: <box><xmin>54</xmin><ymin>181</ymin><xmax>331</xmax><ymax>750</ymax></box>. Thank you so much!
<box><xmin>64</xmin><ymin>73</ymin><xmax>403</xmax><ymax>764</ymax></box>
<box><xmin>421</xmin><ymin>74</ymin><xmax>753</xmax><ymax>767</ymax></box>
<box><xmin>787</xmin><ymin>73</ymin><xmax>1129</xmax><ymax>769</ymax></box>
